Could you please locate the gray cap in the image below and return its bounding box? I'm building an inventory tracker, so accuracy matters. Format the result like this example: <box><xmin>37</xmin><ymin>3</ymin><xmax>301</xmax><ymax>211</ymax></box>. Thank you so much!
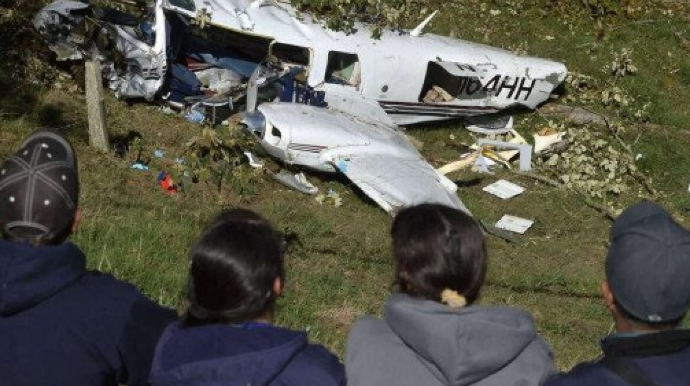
<box><xmin>606</xmin><ymin>201</ymin><xmax>690</xmax><ymax>323</ymax></box>
<box><xmin>0</xmin><ymin>130</ymin><xmax>79</xmax><ymax>243</ymax></box>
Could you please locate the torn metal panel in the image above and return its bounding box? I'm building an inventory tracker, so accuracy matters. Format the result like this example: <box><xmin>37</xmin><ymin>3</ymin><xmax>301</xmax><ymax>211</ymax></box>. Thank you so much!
<box><xmin>104</xmin><ymin>24</ymin><xmax>167</xmax><ymax>100</ymax></box>
<box><xmin>32</xmin><ymin>1</ymin><xmax>91</xmax><ymax>61</ymax></box>
<box><xmin>35</xmin><ymin>0</ymin><xmax>168</xmax><ymax>100</ymax></box>
<box><xmin>109</xmin><ymin>0</ymin><xmax>168</xmax><ymax>100</ymax></box>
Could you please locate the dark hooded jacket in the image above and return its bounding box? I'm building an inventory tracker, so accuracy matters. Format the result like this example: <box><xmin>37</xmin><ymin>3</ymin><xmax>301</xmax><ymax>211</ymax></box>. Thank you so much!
<box><xmin>149</xmin><ymin>321</ymin><xmax>346</xmax><ymax>386</ymax></box>
<box><xmin>0</xmin><ymin>240</ymin><xmax>177</xmax><ymax>386</ymax></box>
<box><xmin>545</xmin><ymin>329</ymin><xmax>690</xmax><ymax>386</ymax></box>
<box><xmin>346</xmin><ymin>294</ymin><xmax>556</xmax><ymax>386</ymax></box>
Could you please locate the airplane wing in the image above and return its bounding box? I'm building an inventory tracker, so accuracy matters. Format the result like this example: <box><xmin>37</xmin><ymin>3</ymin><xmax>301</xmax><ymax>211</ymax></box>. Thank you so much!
<box><xmin>332</xmin><ymin>154</ymin><xmax>471</xmax><ymax>215</ymax></box>
<box><xmin>254</xmin><ymin>102</ymin><xmax>470</xmax><ymax>215</ymax></box>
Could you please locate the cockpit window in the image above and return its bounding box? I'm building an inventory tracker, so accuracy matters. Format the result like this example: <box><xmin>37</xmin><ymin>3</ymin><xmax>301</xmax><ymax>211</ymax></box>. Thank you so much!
<box><xmin>325</xmin><ymin>51</ymin><xmax>361</xmax><ymax>87</ymax></box>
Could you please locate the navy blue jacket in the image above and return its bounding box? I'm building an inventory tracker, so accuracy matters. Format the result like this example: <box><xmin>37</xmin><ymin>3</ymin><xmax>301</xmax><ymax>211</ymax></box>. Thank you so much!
<box><xmin>546</xmin><ymin>329</ymin><xmax>690</xmax><ymax>386</ymax></box>
<box><xmin>149</xmin><ymin>321</ymin><xmax>346</xmax><ymax>386</ymax></box>
<box><xmin>0</xmin><ymin>240</ymin><xmax>177</xmax><ymax>386</ymax></box>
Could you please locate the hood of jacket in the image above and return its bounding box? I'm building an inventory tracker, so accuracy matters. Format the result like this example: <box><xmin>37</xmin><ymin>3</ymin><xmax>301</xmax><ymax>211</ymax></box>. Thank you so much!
<box><xmin>150</xmin><ymin>322</ymin><xmax>309</xmax><ymax>386</ymax></box>
<box><xmin>0</xmin><ymin>240</ymin><xmax>85</xmax><ymax>316</ymax></box>
<box><xmin>385</xmin><ymin>293</ymin><xmax>541</xmax><ymax>386</ymax></box>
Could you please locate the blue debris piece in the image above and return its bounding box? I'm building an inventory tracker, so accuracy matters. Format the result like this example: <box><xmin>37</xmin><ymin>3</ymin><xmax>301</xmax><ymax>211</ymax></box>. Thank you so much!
<box><xmin>184</xmin><ymin>109</ymin><xmax>205</xmax><ymax>123</ymax></box>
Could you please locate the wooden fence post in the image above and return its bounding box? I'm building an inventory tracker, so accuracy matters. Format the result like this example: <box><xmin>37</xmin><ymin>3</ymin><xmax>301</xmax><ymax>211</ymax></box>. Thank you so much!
<box><xmin>85</xmin><ymin>59</ymin><xmax>109</xmax><ymax>151</ymax></box>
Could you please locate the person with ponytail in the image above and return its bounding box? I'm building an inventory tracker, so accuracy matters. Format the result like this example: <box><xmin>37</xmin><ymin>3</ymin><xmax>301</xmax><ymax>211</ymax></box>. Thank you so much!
<box><xmin>346</xmin><ymin>203</ymin><xmax>555</xmax><ymax>386</ymax></box>
<box><xmin>149</xmin><ymin>209</ymin><xmax>345</xmax><ymax>386</ymax></box>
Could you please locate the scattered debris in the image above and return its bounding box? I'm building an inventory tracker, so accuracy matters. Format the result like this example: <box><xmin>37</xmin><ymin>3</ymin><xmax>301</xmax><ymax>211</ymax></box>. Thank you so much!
<box><xmin>438</xmin><ymin>128</ymin><xmax>531</xmax><ymax>176</ymax></box>
<box><xmin>483</xmin><ymin>179</ymin><xmax>525</xmax><ymax>199</ymax></box>
<box><xmin>315</xmin><ymin>189</ymin><xmax>344</xmax><ymax>207</ymax></box>
<box><xmin>533</xmin><ymin>129</ymin><xmax>566</xmax><ymax>155</ymax></box>
<box><xmin>474</xmin><ymin>154</ymin><xmax>495</xmax><ymax>174</ymax></box>
<box><xmin>157</xmin><ymin>171</ymin><xmax>179</xmax><ymax>194</ymax></box>
<box><xmin>327</xmin><ymin>190</ymin><xmax>343</xmax><ymax>207</ymax></box>
<box><xmin>273</xmin><ymin>171</ymin><xmax>318</xmax><ymax>195</ymax></box>
<box><xmin>131</xmin><ymin>162</ymin><xmax>149</xmax><ymax>171</ymax></box>
<box><xmin>184</xmin><ymin>107</ymin><xmax>205</xmax><ymax>124</ymax></box>
<box><xmin>476</xmin><ymin>138</ymin><xmax>532</xmax><ymax>172</ymax></box>
<box><xmin>437</xmin><ymin>152</ymin><xmax>479</xmax><ymax>175</ymax></box>
<box><xmin>496</xmin><ymin>215</ymin><xmax>534</xmax><ymax>234</ymax></box>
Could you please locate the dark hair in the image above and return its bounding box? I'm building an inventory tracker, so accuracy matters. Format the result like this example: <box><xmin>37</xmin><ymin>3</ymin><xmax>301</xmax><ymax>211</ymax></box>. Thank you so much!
<box><xmin>184</xmin><ymin>209</ymin><xmax>285</xmax><ymax>326</ymax></box>
<box><xmin>391</xmin><ymin>204</ymin><xmax>487</xmax><ymax>305</ymax></box>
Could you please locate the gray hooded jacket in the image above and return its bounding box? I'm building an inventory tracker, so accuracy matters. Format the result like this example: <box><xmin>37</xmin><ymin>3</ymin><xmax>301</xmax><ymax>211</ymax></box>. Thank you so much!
<box><xmin>346</xmin><ymin>294</ymin><xmax>555</xmax><ymax>386</ymax></box>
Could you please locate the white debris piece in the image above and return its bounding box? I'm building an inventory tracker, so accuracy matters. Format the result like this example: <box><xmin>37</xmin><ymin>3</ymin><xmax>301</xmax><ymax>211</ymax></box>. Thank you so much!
<box><xmin>475</xmin><ymin>155</ymin><xmax>495</xmax><ymax>174</ymax></box>
<box><xmin>482</xmin><ymin>179</ymin><xmax>525</xmax><ymax>199</ymax></box>
<box><xmin>243</xmin><ymin>151</ymin><xmax>264</xmax><ymax>168</ymax></box>
<box><xmin>496</xmin><ymin>215</ymin><xmax>534</xmax><ymax>234</ymax></box>
<box><xmin>273</xmin><ymin>171</ymin><xmax>318</xmax><ymax>194</ymax></box>
<box><xmin>533</xmin><ymin>131</ymin><xmax>565</xmax><ymax>154</ymax></box>
<box><xmin>477</xmin><ymin>138</ymin><xmax>532</xmax><ymax>171</ymax></box>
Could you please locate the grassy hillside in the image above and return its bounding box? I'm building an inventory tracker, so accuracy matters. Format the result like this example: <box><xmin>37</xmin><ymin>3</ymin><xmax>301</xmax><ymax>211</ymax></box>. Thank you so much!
<box><xmin>1</xmin><ymin>0</ymin><xmax>689</xmax><ymax>369</ymax></box>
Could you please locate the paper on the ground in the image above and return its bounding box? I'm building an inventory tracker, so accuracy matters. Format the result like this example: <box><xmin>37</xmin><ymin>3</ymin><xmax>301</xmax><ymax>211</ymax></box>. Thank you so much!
<box><xmin>482</xmin><ymin>179</ymin><xmax>525</xmax><ymax>199</ymax></box>
<box><xmin>496</xmin><ymin>215</ymin><xmax>534</xmax><ymax>234</ymax></box>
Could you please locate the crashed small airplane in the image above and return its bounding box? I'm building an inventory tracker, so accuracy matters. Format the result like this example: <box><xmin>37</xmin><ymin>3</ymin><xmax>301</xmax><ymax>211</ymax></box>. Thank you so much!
<box><xmin>34</xmin><ymin>0</ymin><xmax>567</xmax><ymax>214</ymax></box>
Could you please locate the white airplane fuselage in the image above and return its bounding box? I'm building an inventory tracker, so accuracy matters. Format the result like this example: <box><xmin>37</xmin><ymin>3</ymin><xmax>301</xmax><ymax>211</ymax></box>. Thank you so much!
<box><xmin>162</xmin><ymin>0</ymin><xmax>567</xmax><ymax>125</ymax></box>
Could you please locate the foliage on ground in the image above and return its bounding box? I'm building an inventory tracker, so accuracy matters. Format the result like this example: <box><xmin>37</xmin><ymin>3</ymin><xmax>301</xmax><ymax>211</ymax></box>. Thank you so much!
<box><xmin>1</xmin><ymin>0</ymin><xmax>690</xmax><ymax>370</ymax></box>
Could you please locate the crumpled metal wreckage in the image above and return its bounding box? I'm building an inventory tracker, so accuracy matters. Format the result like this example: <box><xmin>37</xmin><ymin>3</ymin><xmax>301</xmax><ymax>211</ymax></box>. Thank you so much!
<box><xmin>34</xmin><ymin>0</ymin><xmax>567</xmax><ymax>215</ymax></box>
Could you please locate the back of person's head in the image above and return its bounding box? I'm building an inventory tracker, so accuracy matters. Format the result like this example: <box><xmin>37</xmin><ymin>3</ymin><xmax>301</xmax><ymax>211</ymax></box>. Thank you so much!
<box><xmin>391</xmin><ymin>203</ymin><xmax>487</xmax><ymax>306</ymax></box>
<box><xmin>606</xmin><ymin>201</ymin><xmax>690</xmax><ymax>327</ymax></box>
<box><xmin>185</xmin><ymin>209</ymin><xmax>284</xmax><ymax>326</ymax></box>
<box><xmin>0</xmin><ymin>129</ymin><xmax>79</xmax><ymax>246</ymax></box>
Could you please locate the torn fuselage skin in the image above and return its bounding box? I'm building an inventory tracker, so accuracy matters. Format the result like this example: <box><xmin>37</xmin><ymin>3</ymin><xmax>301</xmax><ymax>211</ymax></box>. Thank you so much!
<box><xmin>34</xmin><ymin>0</ymin><xmax>169</xmax><ymax>101</ymax></box>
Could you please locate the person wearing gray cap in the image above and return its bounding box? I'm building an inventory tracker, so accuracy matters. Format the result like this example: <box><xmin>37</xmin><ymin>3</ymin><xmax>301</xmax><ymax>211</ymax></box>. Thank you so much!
<box><xmin>546</xmin><ymin>201</ymin><xmax>690</xmax><ymax>386</ymax></box>
<box><xmin>0</xmin><ymin>130</ymin><xmax>177</xmax><ymax>386</ymax></box>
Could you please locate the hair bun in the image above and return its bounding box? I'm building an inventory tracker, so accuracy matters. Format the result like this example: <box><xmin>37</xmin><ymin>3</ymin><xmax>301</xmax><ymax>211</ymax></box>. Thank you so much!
<box><xmin>441</xmin><ymin>289</ymin><xmax>467</xmax><ymax>308</ymax></box>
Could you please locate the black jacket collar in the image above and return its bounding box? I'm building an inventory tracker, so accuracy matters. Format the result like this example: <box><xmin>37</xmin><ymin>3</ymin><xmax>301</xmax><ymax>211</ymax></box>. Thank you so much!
<box><xmin>602</xmin><ymin>329</ymin><xmax>690</xmax><ymax>357</ymax></box>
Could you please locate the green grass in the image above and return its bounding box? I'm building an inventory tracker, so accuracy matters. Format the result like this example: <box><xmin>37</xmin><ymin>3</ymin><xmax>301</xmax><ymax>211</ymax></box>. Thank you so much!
<box><xmin>2</xmin><ymin>0</ymin><xmax>690</xmax><ymax>371</ymax></box>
